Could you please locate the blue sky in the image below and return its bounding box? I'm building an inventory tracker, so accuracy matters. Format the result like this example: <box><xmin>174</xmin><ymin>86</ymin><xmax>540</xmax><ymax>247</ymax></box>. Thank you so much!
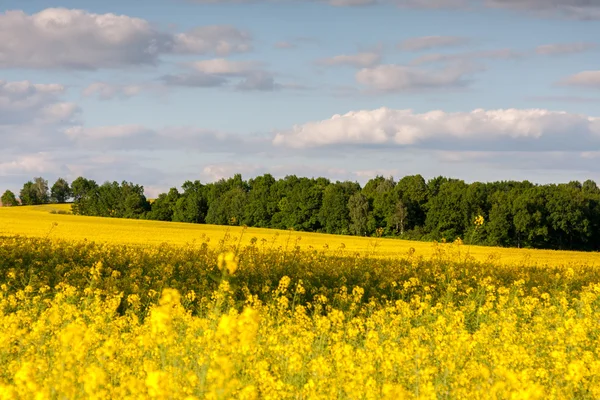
<box><xmin>1</xmin><ymin>0</ymin><xmax>600</xmax><ymax>196</ymax></box>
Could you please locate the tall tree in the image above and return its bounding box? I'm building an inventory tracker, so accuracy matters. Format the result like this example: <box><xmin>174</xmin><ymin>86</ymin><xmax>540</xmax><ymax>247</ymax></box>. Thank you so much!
<box><xmin>33</xmin><ymin>177</ymin><xmax>50</xmax><ymax>204</ymax></box>
<box><xmin>395</xmin><ymin>174</ymin><xmax>428</xmax><ymax>231</ymax></box>
<box><xmin>347</xmin><ymin>192</ymin><xmax>369</xmax><ymax>236</ymax></box>
<box><xmin>389</xmin><ymin>200</ymin><xmax>408</xmax><ymax>235</ymax></box>
<box><xmin>173</xmin><ymin>181</ymin><xmax>208</xmax><ymax>224</ymax></box>
<box><xmin>71</xmin><ymin>177</ymin><xmax>99</xmax><ymax>215</ymax></box>
<box><xmin>363</xmin><ymin>176</ymin><xmax>395</xmax><ymax>233</ymax></box>
<box><xmin>243</xmin><ymin>174</ymin><xmax>278</xmax><ymax>227</ymax></box>
<box><xmin>19</xmin><ymin>181</ymin><xmax>38</xmax><ymax>205</ymax></box>
<box><xmin>272</xmin><ymin>176</ymin><xmax>327</xmax><ymax>231</ymax></box>
<box><xmin>148</xmin><ymin>188</ymin><xmax>180</xmax><ymax>221</ymax></box>
<box><xmin>319</xmin><ymin>181</ymin><xmax>360</xmax><ymax>234</ymax></box>
<box><xmin>486</xmin><ymin>191</ymin><xmax>514</xmax><ymax>247</ymax></box>
<box><xmin>1</xmin><ymin>190</ymin><xmax>19</xmax><ymax>206</ymax></box>
<box><xmin>512</xmin><ymin>187</ymin><xmax>548</xmax><ymax>249</ymax></box>
<box><xmin>51</xmin><ymin>178</ymin><xmax>72</xmax><ymax>203</ymax></box>
<box><xmin>546</xmin><ymin>184</ymin><xmax>592</xmax><ymax>250</ymax></box>
<box><xmin>425</xmin><ymin>179</ymin><xmax>468</xmax><ymax>241</ymax></box>
<box><xmin>206</xmin><ymin>187</ymin><xmax>247</xmax><ymax>226</ymax></box>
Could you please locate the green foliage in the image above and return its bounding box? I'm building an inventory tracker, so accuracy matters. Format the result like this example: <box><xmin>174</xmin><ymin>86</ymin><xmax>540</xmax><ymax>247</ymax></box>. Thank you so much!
<box><xmin>19</xmin><ymin>177</ymin><xmax>49</xmax><ymax>205</ymax></box>
<box><xmin>71</xmin><ymin>178</ymin><xmax>150</xmax><ymax>219</ymax></box>
<box><xmin>14</xmin><ymin>173</ymin><xmax>600</xmax><ymax>251</ymax></box>
<box><xmin>50</xmin><ymin>177</ymin><xmax>72</xmax><ymax>203</ymax></box>
<box><xmin>1</xmin><ymin>190</ymin><xmax>19</xmax><ymax>207</ymax></box>
<box><xmin>319</xmin><ymin>181</ymin><xmax>359</xmax><ymax>234</ymax></box>
<box><xmin>148</xmin><ymin>188</ymin><xmax>180</xmax><ymax>221</ymax></box>
<box><xmin>173</xmin><ymin>181</ymin><xmax>208</xmax><ymax>224</ymax></box>
<box><xmin>347</xmin><ymin>192</ymin><xmax>369</xmax><ymax>236</ymax></box>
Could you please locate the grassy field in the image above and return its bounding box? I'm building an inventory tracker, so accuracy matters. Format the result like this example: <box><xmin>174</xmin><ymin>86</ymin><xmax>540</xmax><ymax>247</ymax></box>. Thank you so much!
<box><xmin>1</xmin><ymin>203</ymin><xmax>599</xmax><ymax>266</ymax></box>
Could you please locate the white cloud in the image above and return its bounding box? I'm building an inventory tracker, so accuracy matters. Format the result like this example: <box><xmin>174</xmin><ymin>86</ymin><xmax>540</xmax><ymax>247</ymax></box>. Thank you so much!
<box><xmin>0</xmin><ymin>153</ymin><xmax>59</xmax><ymax>176</ymax></box>
<box><xmin>0</xmin><ymin>80</ymin><xmax>79</xmax><ymax>151</ymax></box>
<box><xmin>0</xmin><ymin>8</ymin><xmax>251</xmax><ymax>69</ymax></box>
<box><xmin>398</xmin><ymin>36</ymin><xmax>469</xmax><ymax>51</ymax></box>
<box><xmin>273</xmin><ymin>107</ymin><xmax>600</xmax><ymax>149</ymax></box>
<box><xmin>191</xmin><ymin>59</ymin><xmax>261</xmax><ymax>74</ymax></box>
<box><xmin>172</xmin><ymin>26</ymin><xmax>252</xmax><ymax>55</ymax></box>
<box><xmin>355</xmin><ymin>64</ymin><xmax>473</xmax><ymax>92</ymax></box>
<box><xmin>317</xmin><ymin>51</ymin><xmax>381</xmax><ymax>68</ymax></box>
<box><xmin>82</xmin><ymin>82</ymin><xmax>144</xmax><ymax>100</ymax></box>
<box><xmin>535</xmin><ymin>42</ymin><xmax>596</xmax><ymax>55</ymax></box>
<box><xmin>163</xmin><ymin>58</ymin><xmax>283</xmax><ymax>91</ymax></box>
<box><xmin>560</xmin><ymin>71</ymin><xmax>600</xmax><ymax>88</ymax></box>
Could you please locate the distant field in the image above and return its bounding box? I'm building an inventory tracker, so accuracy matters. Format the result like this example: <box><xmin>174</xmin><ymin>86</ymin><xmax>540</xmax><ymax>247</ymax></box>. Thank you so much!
<box><xmin>1</xmin><ymin>204</ymin><xmax>598</xmax><ymax>266</ymax></box>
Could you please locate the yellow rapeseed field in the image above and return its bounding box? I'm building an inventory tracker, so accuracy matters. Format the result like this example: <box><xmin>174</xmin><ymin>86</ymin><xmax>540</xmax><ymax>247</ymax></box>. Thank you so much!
<box><xmin>1</xmin><ymin>204</ymin><xmax>599</xmax><ymax>266</ymax></box>
<box><xmin>2</xmin><ymin>205</ymin><xmax>600</xmax><ymax>399</ymax></box>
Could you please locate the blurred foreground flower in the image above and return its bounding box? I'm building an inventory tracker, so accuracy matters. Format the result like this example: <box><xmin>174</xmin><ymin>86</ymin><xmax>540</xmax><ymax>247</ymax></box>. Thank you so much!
<box><xmin>218</xmin><ymin>252</ymin><xmax>239</xmax><ymax>275</ymax></box>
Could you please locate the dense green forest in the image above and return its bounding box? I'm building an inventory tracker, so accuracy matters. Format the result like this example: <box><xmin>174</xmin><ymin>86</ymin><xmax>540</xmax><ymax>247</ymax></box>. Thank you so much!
<box><xmin>4</xmin><ymin>174</ymin><xmax>600</xmax><ymax>251</ymax></box>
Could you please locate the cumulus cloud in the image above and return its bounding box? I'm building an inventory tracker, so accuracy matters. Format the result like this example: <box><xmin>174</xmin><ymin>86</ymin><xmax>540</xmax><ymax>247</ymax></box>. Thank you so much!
<box><xmin>0</xmin><ymin>80</ymin><xmax>79</xmax><ymax>152</ymax></box>
<box><xmin>317</xmin><ymin>51</ymin><xmax>382</xmax><ymax>68</ymax></box>
<box><xmin>191</xmin><ymin>59</ymin><xmax>261</xmax><ymax>74</ymax></box>
<box><xmin>162</xmin><ymin>58</ymin><xmax>283</xmax><ymax>91</ymax></box>
<box><xmin>272</xmin><ymin>107</ymin><xmax>600</xmax><ymax>150</ymax></box>
<box><xmin>172</xmin><ymin>26</ymin><xmax>252</xmax><ymax>55</ymax></box>
<box><xmin>0</xmin><ymin>153</ymin><xmax>60</xmax><ymax>176</ymax></box>
<box><xmin>398</xmin><ymin>36</ymin><xmax>469</xmax><ymax>51</ymax></box>
<box><xmin>355</xmin><ymin>64</ymin><xmax>474</xmax><ymax>92</ymax></box>
<box><xmin>535</xmin><ymin>42</ymin><xmax>596</xmax><ymax>55</ymax></box>
<box><xmin>560</xmin><ymin>71</ymin><xmax>600</xmax><ymax>88</ymax></box>
<box><xmin>0</xmin><ymin>8</ymin><xmax>251</xmax><ymax>69</ymax></box>
<box><xmin>0</xmin><ymin>80</ymin><xmax>72</xmax><ymax>123</ymax></box>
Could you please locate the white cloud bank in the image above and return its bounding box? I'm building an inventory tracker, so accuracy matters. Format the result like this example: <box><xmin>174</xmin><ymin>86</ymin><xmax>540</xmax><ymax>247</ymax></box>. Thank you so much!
<box><xmin>0</xmin><ymin>8</ymin><xmax>251</xmax><ymax>69</ymax></box>
<box><xmin>273</xmin><ymin>107</ymin><xmax>600</xmax><ymax>149</ymax></box>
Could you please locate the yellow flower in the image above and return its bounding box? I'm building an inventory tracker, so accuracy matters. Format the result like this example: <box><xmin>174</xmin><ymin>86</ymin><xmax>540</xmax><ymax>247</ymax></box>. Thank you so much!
<box><xmin>217</xmin><ymin>252</ymin><xmax>239</xmax><ymax>275</ymax></box>
<box><xmin>474</xmin><ymin>215</ymin><xmax>485</xmax><ymax>227</ymax></box>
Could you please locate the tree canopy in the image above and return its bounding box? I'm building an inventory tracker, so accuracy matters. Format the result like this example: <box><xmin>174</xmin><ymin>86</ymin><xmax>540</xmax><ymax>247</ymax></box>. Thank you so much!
<box><xmin>7</xmin><ymin>173</ymin><xmax>600</xmax><ymax>252</ymax></box>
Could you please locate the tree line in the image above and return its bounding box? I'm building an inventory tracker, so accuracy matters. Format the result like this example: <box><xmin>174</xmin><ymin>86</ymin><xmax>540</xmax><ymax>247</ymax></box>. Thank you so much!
<box><xmin>3</xmin><ymin>174</ymin><xmax>600</xmax><ymax>251</ymax></box>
